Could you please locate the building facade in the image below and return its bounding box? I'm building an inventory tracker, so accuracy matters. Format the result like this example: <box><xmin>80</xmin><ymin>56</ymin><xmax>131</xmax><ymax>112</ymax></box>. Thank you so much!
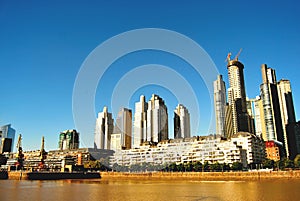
<box><xmin>94</xmin><ymin>106</ymin><xmax>114</xmax><ymax>150</ymax></box>
<box><xmin>114</xmin><ymin>108</ymin><xmax>132</xmax><ymax>150</ymax></box>
<box><xmin>174</xmin><ymin>104</ymin><xmax>191</xmax><ymax>139</ymax></box>
<box><xmin>265</xmin><ymin>140</ymin><xmax>281</xmax><ymax>161</ymax></box>
<box><xmin>110</xmin><ymin>135</ymin><xmax>248</xmax><ymax>169</ymax></box>
<box><xmin>0</xmin><ymin>124</ymin><xmax>16</xmax><ymax>153</ymax></box>
<box><xmin>226</xmin><ymin>58</ymin><xmax>253</xmax><ymax>136</ymax></box>
<box><xmin>214</xmin><ymin>75</ymin><xmax>227</xmax><ymax>137</ymax></box>
<box><xmin>277</xmin><ymin>79</ymin><xmax>296</xmax><ymax>158</ymax></box>
<box><xmin>58</xmin><ymin>129</ymin><xmax>79</xmax><ymax>150</ymax></box>
<box><xmin>146</xmin><ymin>94</ymin><xmax>169</xmax><ymax>143</ymax></box>
<box><xmin>230</xmin><ymin>132</ymin><xmax>265</xmax><ymax>165</ymax></box>
<box><xmin>133</xmin><ymin>95</ymin><xmax>148</xmax><ymax>148</ymax></box>
<box><xmin>286</xmin><ymin>121</ymin><xmax>300</xmax><ymax>160</ymax></box>
<box><xmin>260</xmin><ymin>64</ymin><xmax>285</xmax><ymax>157</ymax></box>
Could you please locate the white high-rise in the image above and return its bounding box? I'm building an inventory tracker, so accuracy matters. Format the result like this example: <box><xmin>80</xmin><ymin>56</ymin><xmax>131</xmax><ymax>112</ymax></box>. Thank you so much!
<box><xmin>214</xmin><ymin>75</ymin><xmax>227</xmax><ymax>137</ymax></box>
<box><xmin>174</xmin><ymin>104</ymin><xmax>191</xmax><ymax>138</ymax></box>
<box><xmin>113</xmin><ymin>108</ymin><xmax>132</xmax><ymax>150</ymax></box>
<box><xmin>133</xmin><ymin>95</ymin><xmax>148</xmax><ymax>148</ymax></box>
<box><xmin>226</xmin><ymin>58</ymin><xmax>253</xmax><ymax>135</ymax></box>
<box><xmin>146</xmin><ymin>94</ymin><xmax>168</xmax><ymax>143</ymax></box>
<box><xmin>94</xmin><ymin>106</ymin><xmax>114</xmax><ymax>149</ymax></box>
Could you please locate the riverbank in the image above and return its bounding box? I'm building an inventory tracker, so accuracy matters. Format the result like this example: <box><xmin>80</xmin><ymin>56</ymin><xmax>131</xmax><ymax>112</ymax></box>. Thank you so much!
<box><xmin>100</xmin><ymin>170</ymin><xmax>300</xmax><ymax>181</ymax></box>
<box><xmin>7</xmin><ymin>171</ymin><xmax>100</xmax><ymax>180</ymax></box>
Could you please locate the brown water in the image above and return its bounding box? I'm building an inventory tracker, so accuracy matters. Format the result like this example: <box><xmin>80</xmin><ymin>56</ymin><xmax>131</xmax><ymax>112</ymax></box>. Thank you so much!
<box><xmin>0</xmin><ymin>179</ymin><xmax>299</xmax><ymax>201</ymax></box>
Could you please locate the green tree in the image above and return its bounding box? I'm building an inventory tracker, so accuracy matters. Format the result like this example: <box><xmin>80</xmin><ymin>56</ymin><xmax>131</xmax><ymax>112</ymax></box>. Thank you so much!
<box><xmin>193</xmin><ymin>161</ymin><xmax>202</xmax><ymax>172</ymax></box>
<box><xmin>210</xmin><ymin>162</ymin><xmax>222</xmax><ymax>172</ymax></box>
<box><xmin>275</xmin><ymin>159</ymin><xmax>284</xmax><ymax>170</ymax></box>
<box><xmin>221</xmin><ymin>163</ymin><xmax>230</xmax><ymax>172</ymax></box>
<box><xmin>262</xmin><ymin>159</ymin><xmax>275</xmax><ymax>169</ymax></box>
<box><xmin>283</xmin><ymin>158</ymin><xmax>294</xmax><ymax>169</ymax></box>
<box><xmin>231</xmin><ymin>162</ymin><xmax>243</xmax><ymax>171</ymax></box>
<box><xmin>294</xmin><ymin>154</ymin><xmax>300</xmax><ymax>168</ymax></box>
<box><xmin>203</xmin><ymin>161</ymin><xmax>209</xmax><ymax>172</ymax></box>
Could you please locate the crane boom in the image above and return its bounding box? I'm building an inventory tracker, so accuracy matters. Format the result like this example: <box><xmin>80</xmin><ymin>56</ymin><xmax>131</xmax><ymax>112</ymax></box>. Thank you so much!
<box><xmin>234</xmin><ymin>48</ymin><xmax>243</xmax><ymax>61</ymax></box>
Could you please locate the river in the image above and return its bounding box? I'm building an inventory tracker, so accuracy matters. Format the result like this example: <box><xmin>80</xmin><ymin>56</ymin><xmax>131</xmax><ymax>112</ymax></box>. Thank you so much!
<box><xmin>0</xmin><ymin>179</ymin><xmax>299</xmax><ymax>201</ymax></box>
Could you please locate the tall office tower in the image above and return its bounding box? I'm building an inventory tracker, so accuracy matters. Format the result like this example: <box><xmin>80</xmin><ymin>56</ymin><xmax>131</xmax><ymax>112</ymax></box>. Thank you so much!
<box><xmin>146</xmin><ymin>94</ymin><xmax>169</xmax><ymax>143</ymax></box>
<box><xmin>114</xmin><ymin>108</ymin><xmax>132</xmax><ymax>150</ymax></box>
<box><xmin>214</xmin><ymin>75</ymin><xmax>227</xmax><ymax>137</ymax></box>
<box><xmin>246</xmin><ymin>98</ymin><xmax>256</xmax><ymax>135</ymax></box>
<box><xmin>226</xmin><ymin>55</ymin><xmax>253</xmax><ymax>136</ymax></box>
<box><xmin>174</xmin><ymin>104</ymin><xmax>191</xmax><ymax>139</ymax></box>
<box><xmin>277</xmin><ymin>79</ymin><xmax>296</xmax><ymax>158</ymax></box>
<box><xmin>286</xmin><ymin>121</ymin><xmax>300</xmax><ymax>160</ymax></box>
<box><xmin>133</xmin><ymin>95</ymin><xmax>148</xmax><ymax>148</ymax></box>
<box><xmin>58</xmin><ymin>129</ymin><xmax>80</xmax><ymax>150</ymax></box>
<box><xmin>0</xmin><ymin>124</ymin><xmax>15</xmax><ymax>153</ymax></box>
<box><xmin>260</xmin><ymin>64</ymin><xmax>285</xmax><ymax>156</ymax></box>
<box><xmin>224</xmin><ymin>103</ymin><xmax>234</xmax><ymax>138</ymax></box>
<box><xmin>94</xmin><ymin>106</ymin><xmax>114</xmax><ymax>149</ymax></box>
<box><xmin>252</xmin><ymin>96</ymin><xmax>266</xmax><ymax>139</ymax></box>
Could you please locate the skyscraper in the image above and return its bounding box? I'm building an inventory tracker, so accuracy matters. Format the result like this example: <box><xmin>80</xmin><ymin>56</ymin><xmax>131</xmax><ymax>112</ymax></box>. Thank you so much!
<box><xmin>214</xmin><ymin>75</ymin><xmax>226</xmax><ymax>137</ymax></box>
<box><xmin>94</xmin><ymin>106</ymin><xmax>114</xmax><ymax>149</ymax></box>
<box><xmin>226</xmin><ymin>55</ymin><xmax>253</xmax><ymax>136</ymax></box>
<box><xmin>58</xmin><ymin>129</ymin><xmax>79</xmax><ymax>150</ymax></box>
<box><xmin>174</xmin><ymin>104</ymin><xmax>191</xmax><ymax>139</ymax></box>
<box><xmin>260</xmin><ymin>64</ymin><xmax>285</xmax><ymax>157</ymax></box>
<box><xmin>252</xmin><ymin>96</ymin><xmax>266</xmax><ymax>139</ymax></box>
<box><xmin>146</xmin><ymin>94</ymin><xmax>168</xmax><ymax>143</ymax></box>
<box><xmin>113</xmin><ymin>108</ymin><xmax>132</xmax><ymax>150</ymax></box>
<box><xmin>0</xmin><ymin>124</ymin><xmax>15</xmax><ymax>153</ymax></box>
<box><xmin>133</xmin><ymin>95</ymin><xmax>148</xmax><ymax>148</ymax></box>
<box><xmin>286</xmin><ymin>121</ymin><xmax>300</xmax><ymax>160</ymax></box>
<box><xmin>277</xmin><ymin>79</ymin><xmax>296</xmax><ymax>158</ymax></box>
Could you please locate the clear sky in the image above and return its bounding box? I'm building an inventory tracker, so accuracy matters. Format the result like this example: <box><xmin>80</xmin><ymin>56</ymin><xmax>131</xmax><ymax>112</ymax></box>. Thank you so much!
<box><xmin>1</xmin><ymin>0</ymin><xmax>299</xmax><ymax>151</ymax></box>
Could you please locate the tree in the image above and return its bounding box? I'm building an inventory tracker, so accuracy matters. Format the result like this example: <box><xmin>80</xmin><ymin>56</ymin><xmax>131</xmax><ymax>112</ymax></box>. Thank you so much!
<box><xmin>275</xmin><ymin>159</ymin><xmax>284</xmax><ymax>170</ymax></box>
<box><xmin>193</xmin><ymin>161</ymin><xmax>202</xmax><ymax>172</ymax></box>
<box><xmin>210</xmin><ymin>162</ymin><xmax>222</xmax><ymax>172</ymax></box>
<box><xmin>294</xmin><ymin>154</ymin><xmax>300</xmax><ymax>168</ymax></box>
<box><xmin>262</xmin><ymin>159</ymin><xmax>275</xmax><ymax>169</ymax></box>
<box><xmin>283</xmin><ymin>158</ymin><xmax>294</xmax><ymax>169</ymax></box>
<box><xmin>221</xmin><ymin>163</ymin><xmax>230</xmax><ymax>172</ymax></box>
<box><xmin>231</xmin><ymin>162</ymin><xmax>243</xmax><ymax>171</ymax></box>
<box><xmin>203</xmin><ymin>161</ymin><xmax>209</xmax><ymax>172</ymax></box>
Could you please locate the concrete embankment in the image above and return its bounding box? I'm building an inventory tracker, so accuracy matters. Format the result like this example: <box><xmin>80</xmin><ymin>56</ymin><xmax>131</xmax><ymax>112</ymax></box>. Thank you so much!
<box><xmin>100</xmin><ymin>171</ymin><xmax>300</xmax><ymax>181</ymax></box>
<box><xmin>8</xmin><ymin>171</ymin><xmax>101</xmax><ymax>180</ymax></box>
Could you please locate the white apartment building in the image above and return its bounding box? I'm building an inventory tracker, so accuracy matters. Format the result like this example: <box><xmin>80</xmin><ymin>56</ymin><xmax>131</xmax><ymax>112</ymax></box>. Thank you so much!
<box><xmin>230</xmin><ymin>132</ymin><xmax>265</xmax><ymax>165</ymax></box>
<box><xmin>174</xmin><ymin>104</ymin><xmax>191</xmax><ymax>139</ymax></box>
<box><xmin>94</xmin><ymin>106</ymin><xmax>114</xmax><ymax>150</ymax></box>
<box><xmin>110</xmin><ymin>135</ymin><xmax>250</xmax><ymax>168</ymax></box>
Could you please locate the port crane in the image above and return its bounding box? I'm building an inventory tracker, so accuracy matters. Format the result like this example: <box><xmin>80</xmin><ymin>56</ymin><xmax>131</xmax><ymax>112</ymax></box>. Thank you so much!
<box><xmin>15</xmin><ymin>134</ymin><xmax>24</xmax><ymax>169</ymax></box>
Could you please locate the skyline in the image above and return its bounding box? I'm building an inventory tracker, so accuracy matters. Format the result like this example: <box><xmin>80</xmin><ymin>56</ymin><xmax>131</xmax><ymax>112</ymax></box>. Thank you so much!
<box><xmin>1</xmin><ymin>1</ymin><xmax>300</xmax><ymax>150</ymax></box>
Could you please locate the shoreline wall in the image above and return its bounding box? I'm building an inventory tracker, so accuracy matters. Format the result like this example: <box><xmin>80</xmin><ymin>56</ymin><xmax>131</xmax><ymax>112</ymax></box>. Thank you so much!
<box><xmin>7</xmin><ymin>171</ymin><xmax>100</xmax><ymax>180</ymax></box>
<box><xmin>100</xmin><ymin>171</ymin><xmax>300</xmax><ymax>181</ymax></box>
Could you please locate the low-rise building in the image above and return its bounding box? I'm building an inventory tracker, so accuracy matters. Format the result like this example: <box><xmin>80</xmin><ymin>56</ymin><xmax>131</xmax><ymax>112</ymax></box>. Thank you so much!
<box><xmin>110</xmin><ymin>135</ymin><xmax>249</xmax><ymax>169</ymax></box>
<box><xmin>230</xmin><ymin>132</ymin><xmax>265</xmax><ymax>165</ymax></box>
<box><xmin>265</xmin><ymin>140</ymin><xmax>281</xmax><ymax>161</ymax></box>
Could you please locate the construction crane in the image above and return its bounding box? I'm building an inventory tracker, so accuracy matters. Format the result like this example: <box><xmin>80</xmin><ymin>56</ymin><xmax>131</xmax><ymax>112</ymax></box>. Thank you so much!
<box><xmin>15</xmin><ymin>134</ymin><xmax>24</xmax><ymax>169</ymax></box>
<box><xmin>225</xmin><ymin>52</ymin><xmax>232</xmax><ymax>63</ymax></box>
<box><xmin>225</xmin><ymin>48</ymin><xmax>243</xmax><ymax>64</ymax></box>
<box><xmin>38</xmin><ymin>136</ymin><xmax>47</xmax><ymax>169</ymax></box>
<box><xmin>234</xmin><ymin>48</ymin><xmax>243</xmax><ymax>61</ymax></box>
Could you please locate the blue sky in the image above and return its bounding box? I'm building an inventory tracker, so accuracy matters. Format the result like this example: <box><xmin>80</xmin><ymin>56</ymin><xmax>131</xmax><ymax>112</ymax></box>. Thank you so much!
<box><xmin>1</xmin><ymin>0</ymin><xmax>299</xmax><ymax>150</ymax></box>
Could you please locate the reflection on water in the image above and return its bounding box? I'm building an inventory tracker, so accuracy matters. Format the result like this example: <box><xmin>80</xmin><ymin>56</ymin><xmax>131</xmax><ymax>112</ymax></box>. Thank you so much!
<box><xmin>1</xmin><ymin>179</ymin><xmax>300</xmax><ymax>201</ymax></box>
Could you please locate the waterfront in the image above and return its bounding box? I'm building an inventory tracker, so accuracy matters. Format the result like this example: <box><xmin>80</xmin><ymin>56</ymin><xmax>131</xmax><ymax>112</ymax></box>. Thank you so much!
<box><xmin>1</xmin><ymin>179</ymin><xmax>300</xmax><ymax>201</ymax></box>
